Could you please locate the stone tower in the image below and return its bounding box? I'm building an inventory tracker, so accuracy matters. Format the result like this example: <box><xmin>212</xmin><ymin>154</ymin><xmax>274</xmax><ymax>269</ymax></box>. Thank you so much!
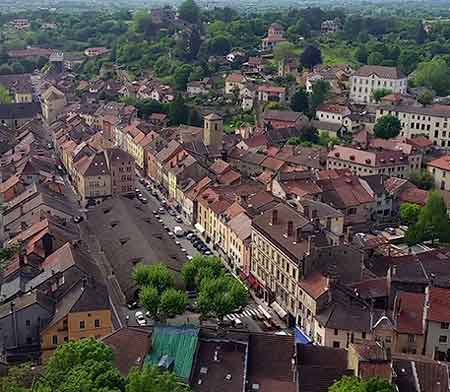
<box><xmin>203</xmin><ymin>113</ymin><xmax>223</xmax><ymax>146</ymax></box>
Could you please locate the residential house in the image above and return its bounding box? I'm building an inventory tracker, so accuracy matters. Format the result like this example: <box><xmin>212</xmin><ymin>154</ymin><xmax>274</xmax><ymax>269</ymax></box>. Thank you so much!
<box><xmin>393</xmin><ymin>291</ymin><xmax>425</xmax><ymax>355</ymax></box>
<box><xmin>0</xmin><ymin>291</ymin><xmax>53</xmax><ymax>362</ymax></box>
<box><xmin>350</xmin><ymin>66</ymin><xmax>407</xmax><ymax>104</ymax></box>
<box><xmin>0</xmin><ymin>175</ymin><xmax>25</xmax><ymax>203</ymax></box>
<box><xmin>376</xmin><ymin>104</ymin><xmax>450</xmax><ymax>148</ymax></box>
<box><xmin>41</xmin><ymin>279</ymin><xmax>112</xmax><ymax>361</ymax></box>
<box><xmin>105</xmin><ymin>148</ymin><xmax>136</xmax><ymax>196</ymax></box>
<box><xmin>257</xmin><ymin>85</ymin><xmax>287</xmax><ymax>104</ymax></box>
<box><xmin>84</xmin><ymin>47</ymin><xmax>109</xmax><ymax>57</ymax></box>
<box><xmin>424</xmin><ymin>287</ymin><xmax>450</xmax><ymax>361</ymax></box>
<box><xmin>317</xmin><ymin>173</ymin><xmax>375</xmax><ymax>229</ymax></box>
<box><xmin>0</xmin><ymin>74</ymin><xmax>33</xmax><ymax>103</ymax></box>
<box><xmin>263</xmin><ymin>110</ymin><xmax>307</xmax><ymax>129</ymax></box>
<box><xmin>327</xmin><ymin>145</ymin><xmax>419</xmax><ymax>179</ymax></box>
<box><xmin>261</xmin><ymin>23</ymin><xmax>286</xmax><ymax>51</ymax></box>
<box><xmin>0</xmin><ymin>103</ymin><xmax>41</xmax><ymax>130</ymax></box>
<box><xmin>427</xmin><ymin>155</ymin><xmax>450</xmax><ymax>191</ymax></box>
<box><xmin>41</xmin><ymin>86</ymin><xmax>66</xmax><ymax>125</ymax></box>
<box><xmin>1</xmin><ymin>183</ymin><xmax>77</xmax><ymax>240</ymax></box>
<box><xmin>316</xmin><ymin>103</ymin><xmax>351</xmax><ymax>125</ymax></box>
<box><xmin>73</xmin><ymin>151</ymin><xmax>111</xmax><ymax>200</ymax></box>
<box><xmin>278</xmin><ymin>56</ymin><xmax>298</xmax><ymax>77</ymax></box>
<box><xmin>186</xmin><ymin>79</ymin><xmax>212</xmax><ymax>96</ymax></box>
<box><xmin>225</xmin><ymin>73</ymin><xmax>246</xmax><ymax>95</ymax></box>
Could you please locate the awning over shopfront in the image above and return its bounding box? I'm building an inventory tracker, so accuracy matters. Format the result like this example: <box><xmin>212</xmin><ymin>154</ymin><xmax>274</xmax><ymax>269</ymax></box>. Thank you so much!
<box><xmin>295</xmin><ymin>327</ymin><xmax>312</xmax><ymax>344</ymax></box>
<box><xmin>271</xmin><ymin>301</ymin><xmax>288</xmax><ymax>319</ymax></box>
<box><xmin>194</xmin><ymin>223</ymin><xmax>205</xmax><ymax>234</ymax></box>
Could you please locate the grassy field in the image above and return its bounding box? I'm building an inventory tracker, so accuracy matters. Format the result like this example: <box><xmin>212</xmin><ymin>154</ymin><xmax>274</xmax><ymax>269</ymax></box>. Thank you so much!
<box><xmin>321</xmin><ymin>44</ymin><xmax>359</xmax><ymax>67</ymax></box>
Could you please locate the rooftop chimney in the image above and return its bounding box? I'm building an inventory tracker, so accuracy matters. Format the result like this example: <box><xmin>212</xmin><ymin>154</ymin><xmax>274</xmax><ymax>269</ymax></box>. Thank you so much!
<box><xmin>296</xmin><ymin>227</ymin><xmax>303</xmax><ymax>243</ymax></box>
<box><xmin>287</xmin><ymin>221</ymin><xmax>293</xmax><ymax>237</ymax></box>
<box><xmin>303</xmin><ymin>205</ymin><xmax>310</xmax><ymax>218</ymax></box>
<box><xmin>271</xmin><ymin>209</ymin><xmax>278</xmax><ymax>225</ymax></box>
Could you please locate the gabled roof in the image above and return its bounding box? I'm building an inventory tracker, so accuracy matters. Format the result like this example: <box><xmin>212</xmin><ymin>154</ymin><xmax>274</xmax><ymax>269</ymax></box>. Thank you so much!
<box><xmin>394</xmin><ymin>291</ymin><xmax>425</xmax><ymax>335</ymax></box>
<box><xmin>354</xmin><ymin>65</ymin><xmax>405</xmax><ymax>79</ymax></box>
<box><xmin>427</xmin><ymin>287</ymin><xmax>450</xmax><ymax>323</ymax></box>
<box><xmin>102</xmin><ymin>327</ymin><xmax>151</xmax><ymax>375</ymax></box>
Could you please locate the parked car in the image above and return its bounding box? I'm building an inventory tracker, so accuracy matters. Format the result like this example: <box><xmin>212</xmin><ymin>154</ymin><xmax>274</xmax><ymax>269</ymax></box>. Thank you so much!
<box><xmin>186</xmin><ymin>233</ymin><xmax>193</xmax><ymax>240</ymax></box>
<box><xmin>127</xmin><ymin>301</ymin><xmax>138</xmax><ymax>310</ymax></box>
<box><xmin>158</xmin><ymin>207</ymin><xmax>165</xmax><ymax>214</ymax></box>
<box><xmin>175</xmin><ymin>216</ymin><xmax>183</xmax><ymax>223</ymax></box>
<box><xmin>73</xmin><ymin>215</ymin><xmax>84</xmax><ymax>224</ymax></box>
<box><xmin>168</xmin><ymin>209</ymin><xmax>176</xmax><ymax>216</ymax></box>
<box><xmin>140</xmin><ymin>197</ymin><xmax>148</xmax><ymax>204</ymax></box>
<box><xmin>135</xmin><ymin>311</ymin><xmax>146</xmax><ymax>326</ymax></box>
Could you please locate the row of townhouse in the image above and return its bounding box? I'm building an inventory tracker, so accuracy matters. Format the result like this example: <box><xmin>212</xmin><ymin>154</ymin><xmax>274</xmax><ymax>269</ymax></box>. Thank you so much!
<box><xmin>376</xmin><ymin>102</ymin><xmax>450</xmax><ymax>148</ymax></box>
<box><xmin>0</xmin><ymin>118</ymin><xmax>113</xmax><ymax>363</ymax></box>
<box><xmin>53</xmin><ymin>115</ymin><xmax>136</xmax><ymax>201</ymax></box>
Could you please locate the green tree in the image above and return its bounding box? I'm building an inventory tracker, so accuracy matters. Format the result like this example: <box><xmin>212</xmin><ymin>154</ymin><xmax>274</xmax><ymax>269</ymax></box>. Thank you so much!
<box><xmin>372</xmin><ymin>88</ymin><xmax>392</xmax><ymax>103</ymax></box>
<box><xmin>367</xmin><ymin>51</ymin><xmax>383</xmax><ymax>65</ymax></box>
<box><xmin>169</xmin><ymin>95</ymin><xmax>189</xmax><ymax>125</ymax></box>
<box><xmin>159</xmin><ymin>288</ymin><xmax>188</xmax><ymax>316</ymax></box>
<box><xmin>178</xmin><ymin>0</ymin><xmax>200</xmax><ymax>25</ymax></box>
<box><xmin>301</xmin><ymin>126</ymin><xmax>319</xmax><ymax>144</ymax></box>
<box><xmin>415</xmin><ymin>58</ymin><xmax>450</xmax><ymax>96</ymax></box>
<box><xmin>198</xmin><ymin>275</ymin><xmax>248</xmax><ymax>320</ymax></box>
<box><xmin>207</xmin><ymin>35</ymin><xmax>231</xmax><ymax>56</ymax></box>
<box><xmin>39</xmin><ymin>338</ymin><xmax>124</xmax><ymax>392</ymax></box>
<box><xmin>132</xmin><ymin>263</ymin><xmax>174</xmax><ymax>294</ymax></box>
<box><xmin>290</xmin><ymin>88</ymin><xmax>309</xmax><ymax>113</ymax></box>
<box><xmin>310</xmin><ymin>80</ymin><xmax>330</xmax><ymax>112</ymax></box>
<box><xmin>300</xmin><ymin>45</ymin><xmax>322</xmax><ymax>69</ymax></box>
<box><xmin>408</xmin><ymin>170</ymin><xmax>434</xmax><ymax>190</ymax></box>
<box><xmin>0</xmin><ymin>363</ymin><xmax>32</xmax><ymax>392</ymax></box>
<box><xmin>329</xmin><ymin>376</ymin><xmax>394</xmax><ymax>392</ymax></box>
<box><xmin>174</xmin><ymin>64</ymin><xmax>193</xmax><ymax>90</ymax></box>
<box><xmin>181</xmin><ymin>255</ymin><xmax>223</xmax><ymax>289</ymax></box>
<box><xmin>406</xmin><ymin>191</ymin><xmax>450</xmax><ymax>245</ymax></box>
<box><xmin>273</xmin><ymin>42</ymin><xmax>296</xmax><ymax>62</ymax></box>
<box><xmin>355</xmin><ymin>46</ymin><xmax>368</xmax><ymax>64</ymax></box>
<box><xmin>136</xmin><ymin>99</ymin><xmax>164</xmax><ymax>119</ymax></box>
<box><xmin>133</xmin><ymin>10</ymin><xmax>156</xmax><ymax>38</ymax></box>
<box><xmin>139</xmin><ymin>286</ymin><xmax>160</xmax><ymax>318</ymax></box>
<box><xmin>415</xmin><ymin>22</ymin><xmax>426</xmax><ymax>45</ymax></box>
<box><xmin>398</xmin><ymin>50</ymin><xmax>419</xmax><ymax>75</ymax></box>
<box><xmin>126</xmin><ymin>365</ymin><xmax>190</xmax><ymax>392</ymax></box>
<box><xmin>400</xmin><ymin>203</ymin><xmax>421</xmax><ymax>225</ymax></box>
<box><xmin>417</xmin><ymin>90</ymin><xmax>433</xmax><ymax>106</ymax></box>
<box><xmin>373</xmin><ymin>115</ymin><xmax>401</xmax><ymax>139</ymax></box>
<box><xmin>0</xmin><ymin>85</ymin><xmax>12</xmax><ymax>104</ymax></box>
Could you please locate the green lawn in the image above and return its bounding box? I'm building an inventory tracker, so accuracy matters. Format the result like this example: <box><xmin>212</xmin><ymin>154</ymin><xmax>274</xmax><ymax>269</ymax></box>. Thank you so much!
<box><xmin>321</xmin><ymin>44</ymin><xmax>359</xmax><ymax>67</ymax></box>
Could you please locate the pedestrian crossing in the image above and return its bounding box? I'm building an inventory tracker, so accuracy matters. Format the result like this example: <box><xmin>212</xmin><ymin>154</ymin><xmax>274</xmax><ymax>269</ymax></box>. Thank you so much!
<box><xmin>224</xmin><ymin>305</ymin><xmax>262</xmax><ymax>321</ymax></box>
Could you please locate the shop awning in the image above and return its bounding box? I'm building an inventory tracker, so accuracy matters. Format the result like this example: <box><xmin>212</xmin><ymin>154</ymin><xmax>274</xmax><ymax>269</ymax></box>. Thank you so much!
<box><xmin>271</xmin><ymin>301</ymin><xmax>288</xmax><ymax>319</ymax></box>
<box><xmin>194</xmin><ymin>223</ymin><xmax>205</xmax><ymax>234</ymax></box>
<box><xmin>295</xmin><ymin>327</ymin><xmax>312</xmax><ymax>344</ymax></box>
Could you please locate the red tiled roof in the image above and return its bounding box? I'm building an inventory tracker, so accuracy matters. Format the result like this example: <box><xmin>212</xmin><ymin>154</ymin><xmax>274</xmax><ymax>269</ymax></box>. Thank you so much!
<box><xmin>298</xmin><ymin>272</ymin><xmax>329</xmax><ymax>299</ymax></box>
<box><xmin>427</xmin><ymin>155</ymin><xmax>450</xmax><ymax>172</ymax></box>
<box><xmin>427</xmin><ymin>287</ymin><xmax>450</xmax><ymax>323</ymax></box>
<box><xmin>225</xmin><ymin>73</ymin><xmax>245</xmax><ymax>83</ymax></box>
<box><xmin>218</xmin><ymin>169</ymin><xmax>241</xmax><ymax>185</ymax></box>
<box><xmin>210</xmin><ymin>159</ymin><xmax>230</xmax><ymax>175</ymax></box>
<box><xmin>394</xmin><ymin>291</ymin><xmax>425</xmax><ymax>335</ymax></box>
<box><xmin>398</xmin><ymin>187</ymin><xmax>429</xmax><ymax>206</ymax></box>
<box><xmin>316</xmin><ymin>103</ymin><xmax>350</xmax><ymax>114</ymax></box>
<box><xmin>257</xmin><ymin>85</ymin><xmax>286</xmax><ymax>94</ymax></box>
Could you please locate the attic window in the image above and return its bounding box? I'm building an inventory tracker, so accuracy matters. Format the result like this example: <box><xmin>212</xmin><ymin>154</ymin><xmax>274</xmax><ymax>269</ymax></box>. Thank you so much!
<box><xmin>334</xmin><ymin>152</ymin><xmax>340</xmax><ymax>157</ymax></box>
<box><xmin>365</xmin><ymin>158</ymin><xmax>371</xmax><ymax>164</ymax></box>
<box><xmin>119</xmin><ymin>237</ymin><xmax>130</xmax><ymax>246</ymax></box>
<box><xmin>389</xmin><ymin>157</ymin><xmax>395</xmax><ymax>162</ymax></box>
<box><xmin>349</xmin><ymin>155</ymin><xmax>355</xmax><ymax>161</ymax></box>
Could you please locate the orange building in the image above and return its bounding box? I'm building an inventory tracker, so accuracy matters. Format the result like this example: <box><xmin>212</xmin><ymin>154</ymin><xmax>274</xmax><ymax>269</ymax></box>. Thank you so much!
<box><xmin>40</xmin><ymin>279</ymin><xmax>112</xmax><ymax>361</ymax></box>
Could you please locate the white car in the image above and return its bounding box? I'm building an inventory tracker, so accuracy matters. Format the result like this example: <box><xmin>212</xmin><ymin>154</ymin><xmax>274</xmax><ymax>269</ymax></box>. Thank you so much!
<box><xmin>135</xmin><ymin>311</ymin><xmax>146</xmax><ymax>326</ymax></box>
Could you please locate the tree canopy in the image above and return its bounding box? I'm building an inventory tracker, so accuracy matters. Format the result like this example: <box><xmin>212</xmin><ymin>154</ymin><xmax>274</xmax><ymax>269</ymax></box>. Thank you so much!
<box><xmin>329</xmin><ymin>376</ymin><xmax>394</xmax><ymax>392</ymax></box>
<box><xmin>373</xmin><ymin>115</ymin><xmax>401</xmax><ymax>139</ymax></box>
<box><xmin>406</xmin><ymin>191</ymin><xmax>450</xmax><ymax>245</ymax></box>
<box><xmin>300</xmin><ymin>45</ymin><xmax>322</xmax><ymax>69</ymax></box>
